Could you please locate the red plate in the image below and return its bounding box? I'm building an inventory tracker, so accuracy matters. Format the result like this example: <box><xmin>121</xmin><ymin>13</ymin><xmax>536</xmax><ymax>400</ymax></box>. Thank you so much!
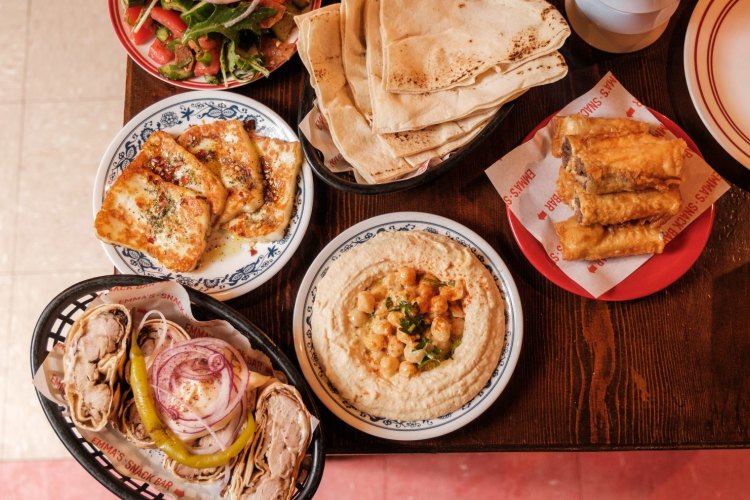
<box><xmin>108</xmin><ymin>0</ymin><xmax>321</xmax><ymax>90</ymax></box>
<box><xmin>507</xmin><ymin>110</ymin><xmax>715</xmax><ymax>301</ymax></box>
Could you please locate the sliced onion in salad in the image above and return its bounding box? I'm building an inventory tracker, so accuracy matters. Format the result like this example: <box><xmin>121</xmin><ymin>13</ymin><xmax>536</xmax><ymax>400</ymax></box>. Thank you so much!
<box><xmin>148</xmin><ymin>337</ymin><xmax>250</xmax><ymax>441</ymax></box>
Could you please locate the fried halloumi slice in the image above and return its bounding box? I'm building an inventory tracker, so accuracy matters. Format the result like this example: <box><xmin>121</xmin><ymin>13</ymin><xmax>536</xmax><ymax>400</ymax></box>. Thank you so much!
<box><xmin>94</xmin><ymin>165</ymin><xmax>212</xmax><ymax>272</ymax></box>
<box><xmin>135</xmin><ymin>131</ymin><xmax>226</xmax><ymax>222</ymax></box>
<box><xmin>223</xmin><ymin>135</ymin><xmax>302</xmax><ymax>243</ymax></box>
<box><xmin>177</xmin><ymin>120</ymin><xmax>265</xmax><ymax>225</ymax></box>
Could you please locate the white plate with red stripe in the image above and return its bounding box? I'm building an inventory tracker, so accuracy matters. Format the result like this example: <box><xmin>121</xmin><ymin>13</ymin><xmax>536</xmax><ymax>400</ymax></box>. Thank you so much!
<box><xmin>684</xmin><ymin>0</ymin><xmax>750</xmax><ymax>170</ymax></box>
<box><xmin>108</xmin><ymin>0</ymin><xmax>321</xmax><ymax>90</ymax></box>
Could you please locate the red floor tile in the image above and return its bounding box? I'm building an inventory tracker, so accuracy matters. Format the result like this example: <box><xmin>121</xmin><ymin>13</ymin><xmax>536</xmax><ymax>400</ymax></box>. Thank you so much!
<box><xmin>579</xmin><ymin>450</ymin><xmax>750</xmax><ymax>500</ymax></box>
<box><xmin>0</xmin><ymin>459</ymin><xmax>116</xmax><ymax>499</ymax></box>
<box><xmin>314</xmin><ymin>456</ymin><xmax>386</xmax><ymax>500</ymax></box>
<box><xmin>383</xmin><ymin>452</ymin><xmax>581</xmax><ymax>500</ymax></box>
<box><xmin>3</xmin><ymin>450</ymin><xmax>750</xmax><ymax>499</ymax></box>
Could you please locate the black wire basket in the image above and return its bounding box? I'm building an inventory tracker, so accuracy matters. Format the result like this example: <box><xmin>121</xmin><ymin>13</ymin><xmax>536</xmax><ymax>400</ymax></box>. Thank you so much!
<box><xmin>30</xmin><ymin>275</ymin><xmax>324</xmax><ymax>500</ymax></box>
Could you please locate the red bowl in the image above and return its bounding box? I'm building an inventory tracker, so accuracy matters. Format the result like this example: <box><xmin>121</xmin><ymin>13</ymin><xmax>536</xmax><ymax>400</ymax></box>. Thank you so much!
<box><xmin>507</xmin><ymin>110</ymin><xmax>715</xmax><ymax>301</ymax></box>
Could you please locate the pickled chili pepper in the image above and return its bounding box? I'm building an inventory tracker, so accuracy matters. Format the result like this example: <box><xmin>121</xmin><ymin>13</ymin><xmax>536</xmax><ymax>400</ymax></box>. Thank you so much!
<box><xmin>128</xmin><ymin>328</ymin><xmax>255</xmax><ymax>468</ymax></box>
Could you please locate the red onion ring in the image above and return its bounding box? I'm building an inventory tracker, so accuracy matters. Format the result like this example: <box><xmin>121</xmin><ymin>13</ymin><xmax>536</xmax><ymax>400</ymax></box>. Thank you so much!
<box><xmin>148</xmin><ymin>337</ymin><xmax>249</xmax><ymax>440</ymax></box>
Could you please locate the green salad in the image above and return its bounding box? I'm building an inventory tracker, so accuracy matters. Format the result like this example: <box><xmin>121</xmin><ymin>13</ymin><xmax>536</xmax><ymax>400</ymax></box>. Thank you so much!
<box><xmin>122</xmin><ymin>0</ymin><xmax>312</xmax><ymax>84</ymax></box>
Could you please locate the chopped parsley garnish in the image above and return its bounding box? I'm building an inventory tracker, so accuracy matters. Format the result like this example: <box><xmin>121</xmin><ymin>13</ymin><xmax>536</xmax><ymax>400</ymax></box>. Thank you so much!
<box><xmin>424</xmin><ymin>278</ymin><xmax>456</xmax><ymax>287</ymax></box>
<box><xmin>385</xmin><ymin>298</ymin><xmax>428</xmax><ymax>337</ymax></box>
<box><xmin>417</xmin><ymin>345</ymin><xmax>443</xmax><ymax>370</ymax></box>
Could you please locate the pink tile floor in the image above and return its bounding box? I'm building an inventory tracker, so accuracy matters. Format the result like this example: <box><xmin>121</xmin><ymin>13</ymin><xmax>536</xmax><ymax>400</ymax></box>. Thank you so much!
<box><xmin>3</xmin><ymin>450</ymin><xmax>750</xmax><ymax>499</ymax></box>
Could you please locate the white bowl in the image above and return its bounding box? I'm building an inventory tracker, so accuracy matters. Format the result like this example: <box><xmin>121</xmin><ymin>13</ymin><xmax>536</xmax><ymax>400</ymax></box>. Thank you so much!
<box><xmin>575</xmin><ymin>0</ymin><xmax>679</xmax><ymax>35</ymax></box>
<box><xmin>598</xmin><ymin>0</ymin><xmax>679</xmax><ymax>15</ymax></box>
<box><xmin>565</xmin><ymin>0</ymin><xmax>671</xmax><ymax>53</ymax></box>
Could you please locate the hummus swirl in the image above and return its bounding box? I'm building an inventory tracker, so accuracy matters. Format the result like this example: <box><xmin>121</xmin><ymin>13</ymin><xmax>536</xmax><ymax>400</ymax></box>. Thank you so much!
<box><xmin>311</xmin><ymin>230</ymin><xmax>505</xmax><ymax>421</ymax></box>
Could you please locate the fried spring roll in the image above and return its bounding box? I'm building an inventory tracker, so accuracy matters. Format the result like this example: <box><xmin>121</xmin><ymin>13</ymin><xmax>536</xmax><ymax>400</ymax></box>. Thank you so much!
<box><xmin>574</xmin><ymin>187</ymin><xmax>682</xmax><ymax>226</ymax></box>
<box><xmin>556</xmin><ymin>167</ymin><xmax>577</xmax><ymax>206</ymax></box>
<box><xmin>562</xmin><ymin>133</ymin><xmax>686</xmax><ymax>194</ymax></box>
<box><xmin>551</xmin><ymin>115</ymin><xmax>650</xmax><ymax>157</ymax></box>
<box><xmin>554</xmin><ymin>217</ymin><xmax>664</xmax><ymax>261</ymax></box>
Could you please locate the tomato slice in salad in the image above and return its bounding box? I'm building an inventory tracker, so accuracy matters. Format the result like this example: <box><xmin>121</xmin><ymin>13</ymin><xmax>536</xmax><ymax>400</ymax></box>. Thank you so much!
<box><xmin>148</xmin><ymin>39</ymin><xmax>175</xmax><ymax>65</ymax></box>
<box><xmin>194</xmin><ymin>48</ymin><xmax>221</xmax><ymax>77</ymax></box>
<box><xmin>198</xmin><ymin>36</ymin><xmax>219</xmax><ymax>51</ymax></box>
<box><xmin>150</xmin><ymin>7</ymin><xmax>188</xmax><ymax>39</ymax></box>
<box><xmin>126</xmin><ymin>6</ymin><xmax>156</xmax><ymax>46</ymax></box>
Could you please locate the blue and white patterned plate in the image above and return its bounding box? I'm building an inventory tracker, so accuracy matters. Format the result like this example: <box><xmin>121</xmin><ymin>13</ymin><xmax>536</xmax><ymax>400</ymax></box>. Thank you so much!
<box><xmin>293</xmin><ymin>212</ymin><xmax>523</xmax><ymax>440</ymax></box>
<box><xmin>93</xmin><ymin>91</ymin><xmax>313</xmax><ymax>301</ymax></box>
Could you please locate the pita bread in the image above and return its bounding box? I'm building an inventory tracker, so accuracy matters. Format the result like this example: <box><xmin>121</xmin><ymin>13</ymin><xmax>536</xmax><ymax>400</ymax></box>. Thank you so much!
<box><xmin>297</xmin><ymin>6</ymin><xmax>416</xmax><ymax>182</ymax></box>
<box><xmin>364</xmin><ymin>0</ymin><xmax>567</xmax><ymax>133</ymax></box>
<box><xmin>403</xmin><ymin>116</ymin><xmax>493</xmax><ymax>167</ymax></box>
<box><xmin>340</xmin><ymin>0</ymin><xmax>373</xmax><ymax>119</ymax></box>
<box><xmin>337</xmin><ymin>0</ymin><xmax>496</xmax><ymax>158</ymax></box>
<box><xmin>380</xmin><ymin>0</ymin><xmax>570</xmax><ymax>93</ymax></box>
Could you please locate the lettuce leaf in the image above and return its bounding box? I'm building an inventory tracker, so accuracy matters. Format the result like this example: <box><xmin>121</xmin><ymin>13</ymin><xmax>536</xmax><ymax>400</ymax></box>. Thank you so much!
<box><xmin>182</xmin><ymin>2</ymin><xmax>277</xmax><ymax>44</ymax></box>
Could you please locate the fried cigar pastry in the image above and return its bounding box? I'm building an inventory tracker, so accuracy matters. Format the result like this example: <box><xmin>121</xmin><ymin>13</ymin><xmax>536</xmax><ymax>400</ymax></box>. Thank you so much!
<box><xmin>551</xmin><ymin>115</ymin><xmax>650</xmax><ymax>157</ymax></box>
<box><xmin>574</xmin><ymin>187</ymin><xmax>682</xmax><ymax>226</ymax></box>
<box><xmin>562</xmin><ymin>133</ymin><xmax>686</xmax><ymax>194</ymax></box>
<box><xmin>556</xmin><ymin>167</ymin><xmax>577</xmax><ymax>205</ymax></box>
<box><xmin>554</xmin><ymin>217</ymin><xmax>665</xmax><ymax>261</ymax></box>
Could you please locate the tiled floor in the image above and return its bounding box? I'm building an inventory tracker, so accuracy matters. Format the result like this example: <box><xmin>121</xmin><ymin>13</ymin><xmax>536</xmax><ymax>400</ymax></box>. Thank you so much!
<box><xmin>2</xmin><ymin>1</ymin><xmax>750</xmax><ymax>499</ymax></box>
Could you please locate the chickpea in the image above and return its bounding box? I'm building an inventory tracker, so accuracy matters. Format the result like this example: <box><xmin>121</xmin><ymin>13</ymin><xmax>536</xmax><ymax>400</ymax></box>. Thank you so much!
<box><xmin>450</xmin><ymin>303</ymin><xmax>465</xmax><ymax>318</ymax></box>
<box><xmin>417</xmin><ymin>280</ymin><xmax>436</xmax><ymax>298</ymax></box>
<box><xmin>403</xmin><ymin>345</ymin><xmax>426</xmax><ymax>364</ymax></box>
<box><xmin>349</xmin><ymin>310</ymin><xmax>370</xmax><ymax>327</ymax></box>
<box><xmin>416</xmin><ymin>295</ymin><xmax>431</xmax><ymax>314</ymax></box>
<box><xmin>370</xmin><ymin>349</ymin><xmax>385</xmax><ymax>365</ymax></box>
<box><xmin>431</xmin><ymin>316</ymin><xmax>451</xmax><ymax>343</ymax></box>
<box><xmin>356</xmin><ymin>291</ymin><xmax>376</xmax><ymax>313</ymax></box>
<box><xmin>371</xmin><ymin>319</ymin><xmax>394</xmax><ymax>337</ymax></box>
<box><xmin>383</xmin><ymin>272</ymin><xmax>399</xmax><ymax>288</ymax></box>
<box><xmin>440</xmin><ymin>279</ymin><xmax>466</xmax><ymax>301</ymax></box>
<box><xmin>387</xmin><ymin>311</ymin><xmax>403</xmax><ymax>327</ymax></box>
<box><xmin>403</xmin><ymin>285</ymin><xmax>419</xmax><ymax>300</ymax></box>
<box><xmin>370</xmin><ymin>284</ymin><xmax>387</xmax><ymax>301</ymax></box>
<box><xmin>387</xmin><ymin>335</ymin><xmax>405</xmax><ymax>358</ymax></box>
<box><xmin>396</xmin><ymin>330</ymin><xmax>414</xmax><ymax>346</ymax></box>
<box><xmin>451</xmin><ymin>317</ymin><xmax>465</xmax><ymax>337</ymax></box>
<box><xmin>399</xmin><ymin>361</ymin><xmax>418</xmax><ymax>378</ymax></box>
<box><xmin>430</xmin><ymin>295</ymin><xmax>448</xmax><ymax>316</ymax></box>
<box><xmin>374</xmin><ymin>301</ymin><xmax>389</xmax><ymax>319</ymax></box>
<box><xmin>380</xmin><ymin>356</ymin><xmax>400</xmax><ymax>377</ymax></box>
<box><xmin>398</xmin><ymin>266</ymin><xmax>417</xmax><ymax>286</ymax></box>
<box><xmin>363</xmin><ymin>332</ymin><xmax>387</xmax><ymax>352</ymax></box>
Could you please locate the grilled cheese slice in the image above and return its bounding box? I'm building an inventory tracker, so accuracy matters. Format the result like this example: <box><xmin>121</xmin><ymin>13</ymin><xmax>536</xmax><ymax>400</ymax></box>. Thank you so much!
<box><xmin>135</xmin><ymin>131</ymin><xmax>226</xmax><ymax>223</ymax></box>
<box><xmin>94</xmin><ymin>165</ymin><xmax>211</xmax><ymax>272</ymax></box>
<box><xmin>223</xmin><ymin>135</ymin><xmax>302</xmax><ymax>243</ymax></box>
<box><xmin>177</xmin><ymin>120</ymin><xmax>265</xmax><ymax>224</ymax></box>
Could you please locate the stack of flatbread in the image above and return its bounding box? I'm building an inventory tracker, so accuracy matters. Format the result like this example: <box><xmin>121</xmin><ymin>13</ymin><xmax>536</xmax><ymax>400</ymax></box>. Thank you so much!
<box><xmin>551</xmin><ymin>115</ymin><xmax>687</xmax><ymax>261</ymax></box>
<box><xmin>296</xmin><ymin>0</ymin><xmax>571</xmax><ymax>183</ymax></box>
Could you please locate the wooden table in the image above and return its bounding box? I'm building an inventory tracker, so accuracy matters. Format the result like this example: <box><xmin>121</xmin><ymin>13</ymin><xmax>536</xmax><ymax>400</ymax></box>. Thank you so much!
<box><xmin>123</xmin><ymin>0</ymin><xmax>750</xmax><ymax>454</ymax></box>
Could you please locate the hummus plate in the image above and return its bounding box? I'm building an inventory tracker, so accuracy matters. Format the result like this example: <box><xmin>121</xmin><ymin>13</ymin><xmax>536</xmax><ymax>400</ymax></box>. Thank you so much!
<box><xmin>293</xmin><ymin>212</ymin><xmax>522</xmax><ymax>440</ymax></box>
